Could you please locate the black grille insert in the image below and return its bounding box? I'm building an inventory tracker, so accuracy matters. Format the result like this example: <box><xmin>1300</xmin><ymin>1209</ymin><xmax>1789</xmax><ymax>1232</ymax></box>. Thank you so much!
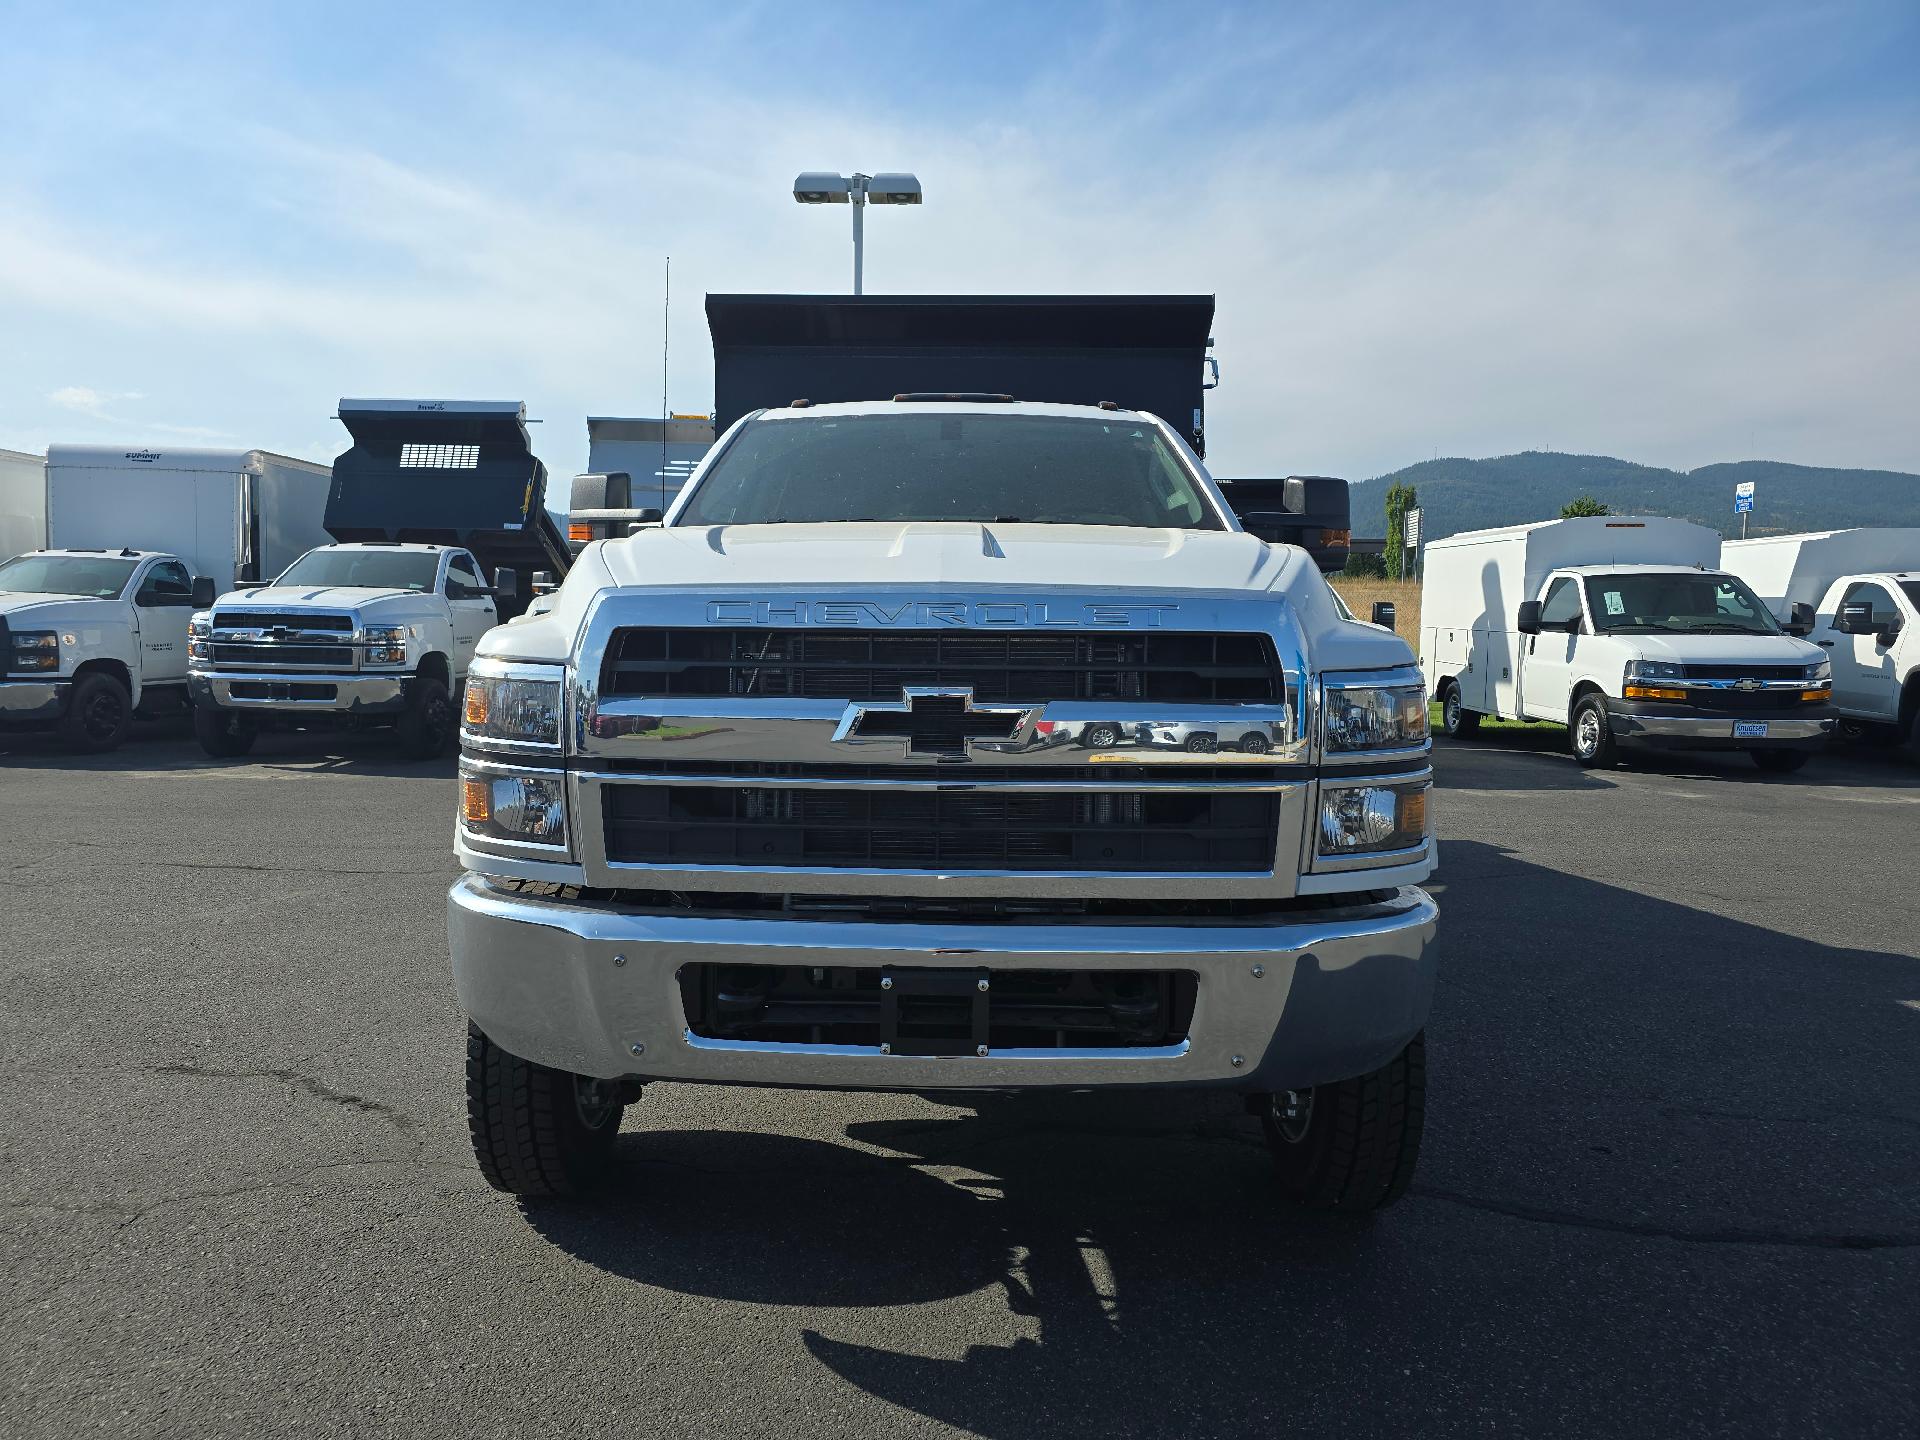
<box><xmin>211</xmin><ymin>643</ymin><xmax>355</xmax><ymax>668</ymax></box>
<box><xmin>603</xmin><ymin>628</ymin><xmax>1282</xmax><ymax>703</ymax></box>
<box><xmin>603</xmin><ymin>784</ymin><xmax>1278</xmax><ymax>872</ymax></box>
<box><xmin>1682</xmin><ymin>664</ymin><xmax>1807</xmax><ymax>681</ymax></box>
<box><xmin>680</xmin><ymin>962</ymin><xmax>1196</xmax><ymax>1052</ymax></box>
<box><xmin>213</xmin><ymin>611</ymin><xmax>355</xmax><ymax>631</ymax></box>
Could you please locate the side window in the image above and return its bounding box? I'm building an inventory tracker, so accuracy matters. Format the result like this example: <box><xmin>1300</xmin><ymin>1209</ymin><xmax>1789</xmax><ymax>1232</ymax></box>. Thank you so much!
<box><xmin>1839</xmin><ymin>583</ymin><xmax>1898</xmax><ymax>628</ymax></box>
<box><xmin>137</xmin><ymin>561</ymin><xmax>195</xmax><ymax>606</ymax></box>
<box><xmin>446</xmin><ymin>555</ymin><xmax>484</xmax><ymax>599</ymax></box>
<box><xmin>1539</xmin><ymin>576</ymin><xmax>1583</xmax><ymax>630</ymax></box>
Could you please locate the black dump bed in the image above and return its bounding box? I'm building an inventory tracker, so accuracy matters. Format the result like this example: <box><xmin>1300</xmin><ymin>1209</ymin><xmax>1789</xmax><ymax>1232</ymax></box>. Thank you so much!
<box><xmin>707</xmin><ymin>294</ymin><xmax>1217</xmax><ymax>455</ymax></box>
<box><xmin>326</xmin><ymin>399</ymin><xmax>569</xmax><ymax>613</ymax></box>
<box><xmin>1214</xmin><ymin>476</ymin><xmax>1352</xmax><ymax>574</ymax></box>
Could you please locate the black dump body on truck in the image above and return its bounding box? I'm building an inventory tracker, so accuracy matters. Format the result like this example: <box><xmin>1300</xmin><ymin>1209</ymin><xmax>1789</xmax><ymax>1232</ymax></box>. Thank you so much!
<box><xmin>325</xmin><ymin>399</ymin><xmax>569</xmax><ymax>617</ymax></box>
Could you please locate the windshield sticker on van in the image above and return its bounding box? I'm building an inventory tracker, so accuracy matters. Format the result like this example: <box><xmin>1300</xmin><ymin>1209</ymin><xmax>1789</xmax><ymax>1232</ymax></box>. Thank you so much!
<box><xmin>1603</xmin><ymin>590</ymin><xmax>1625</xmax><ymax>615</ymax></box>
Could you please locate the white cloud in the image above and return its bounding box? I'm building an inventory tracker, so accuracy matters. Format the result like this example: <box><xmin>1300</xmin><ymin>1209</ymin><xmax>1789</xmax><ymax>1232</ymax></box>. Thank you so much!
<box><xmin>47</xmin><ymin>386</ymin><xmax>110</xmax><ymax>416</ymax></box>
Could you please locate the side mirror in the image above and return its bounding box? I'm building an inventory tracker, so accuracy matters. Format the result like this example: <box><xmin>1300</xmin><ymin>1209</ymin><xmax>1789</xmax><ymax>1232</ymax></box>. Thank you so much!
<box><xmin>490</xmin><ymin>566</ymin><xmax>518</xmax><ymax>600</ymax></box>
<box><xmin>1370</xmin><ymin>600</ymin><xmax>1397</xmax><ymax>629</ymax></box>
<box><xmin>531</xmin><ymin>570</ymin><xmax>556</xmax><ymax>596</ymax></box>
<box><xmin>1784</xmin><ymin>601</ymin><xmax>1815</xmax><ymax>636</ymax></box>
<box><xmin>191</xmin><ymin>577</ymin><xmax>217</xmax><ymax>608</ymax></box>
<box><xmin>1516</xmin><ymin>600</ymin><xmax>1543</xmax><ymax>635</ymax></box>
<box><xmin>1836</xmin><ymin>601</ymin><xmax>1873</xmax><ymax>634</ymax></box>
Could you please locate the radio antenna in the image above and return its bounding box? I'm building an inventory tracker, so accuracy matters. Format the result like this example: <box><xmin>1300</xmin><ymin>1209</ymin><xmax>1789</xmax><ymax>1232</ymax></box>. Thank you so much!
<box><xmin>660</xmin><ymin>255</ymin><xmax>671</xmax><ymax>511</ymax></box>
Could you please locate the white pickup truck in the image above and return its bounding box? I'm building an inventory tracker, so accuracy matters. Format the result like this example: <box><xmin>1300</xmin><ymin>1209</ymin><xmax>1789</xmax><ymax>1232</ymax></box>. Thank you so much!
<box><xmin>1723</xmin><ymin>529</ymin><xmax>1920</xmax><ymax>753</ymax></box>
<box><xmin>0</xmin><ymin>549</ymin><xmax>200</xmax><ymax>751</ymax></box>
<box><xmin>188</xmin><ymin>542</ymin><xmax>503</xmax><ymax>758</ymax></box>
<box><xmin>450</xmin><ymin>398</ymin><xmax>1438</xmax><ymax>1214</ymax></box>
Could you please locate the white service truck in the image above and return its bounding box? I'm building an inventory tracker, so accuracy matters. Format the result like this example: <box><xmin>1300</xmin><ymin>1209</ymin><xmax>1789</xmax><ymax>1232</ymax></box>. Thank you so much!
<box><xmin>1420</xmin><ymin>516</ymin><xmax>1834</xmax><ymax>771</ymax></box>
<box><xmin>0</xmin><ymin>447</ymin><xmax>332</xmax><ymax>751</ymax></box>
<box><xmin>187</xmin><ymin>400</ymin><xmax>571</xmax><ymax>759</ymax></box>
<box><xmin>0</xmin><ymin>448</ymin><xmax>46</xmax><ymax>561</ymax></box>
<box><xmin>1723</xmin><ymin>528</ymin><xmax>1920</xmax><ymax>753</ymax></box>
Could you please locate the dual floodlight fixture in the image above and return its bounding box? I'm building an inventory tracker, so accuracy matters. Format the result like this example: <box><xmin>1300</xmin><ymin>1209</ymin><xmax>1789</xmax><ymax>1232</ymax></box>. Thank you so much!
<box><xmin>792</xmin><ymin>171</ymin><xmax>922</xmax><ymax>294</ymax></box>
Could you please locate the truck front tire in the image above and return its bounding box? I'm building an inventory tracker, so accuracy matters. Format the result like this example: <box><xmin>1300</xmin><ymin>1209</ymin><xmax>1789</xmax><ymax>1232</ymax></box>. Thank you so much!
<box><xmin>465</xmin><ymin>1024</ymin><xmax>627</xmax><ymax>1200</ymax></box>
<box><xmin>396</xmin><ymin>676</ymin><xmax>455</xmax><ymax>759</ymax></box>
<box><xmin>1262</xmin><ymin>1032</ymin><xmax>1425</xmax><ymax>1214</ymax></box>
<box><xmin>192</xmin><ymin>704</ymin><xmax>258</xmax><ymax>758</ymax></box>
<box><xmin>60</xmin><ymin>672</ymin><xmax>132</xmax><ymax>753</ymax></box>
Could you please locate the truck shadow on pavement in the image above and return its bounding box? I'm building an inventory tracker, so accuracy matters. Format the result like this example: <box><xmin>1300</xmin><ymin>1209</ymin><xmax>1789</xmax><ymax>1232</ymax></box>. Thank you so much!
<box><xmin>523</xmin><ymin>839</ymin><xmax>1919</xmax><ymax>1437</ymax></box>
<box><xmin>0</xmin><ymin>728</ymin><xmax>458</xmax><ymax>778</ymax></box>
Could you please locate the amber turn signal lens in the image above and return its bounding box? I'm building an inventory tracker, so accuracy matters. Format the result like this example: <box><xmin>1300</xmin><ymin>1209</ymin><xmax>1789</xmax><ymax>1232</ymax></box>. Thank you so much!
<box><xmin>464</xmin><ymin>686</ymin><xmax>489</xmax><ymax>726</ymax></box>
<box><xmin>568</xmin><ymin>523</ymin><xmax>592</xmax><ymax>542</ymax></box>
<box><xmin>1623</xmin><ymin>684</ymin><xmax>1687</xmax><ymax>701</ymax></box>
<box><xmin>1400</xmin><ymin>788</ymin><xmax>1428</xmax><ymax>835</ymax></box>
<box><xmin>461</xmin><ymin>779</ymin><xmax>491</xmax><ymax>823</ymax></box>
<box><xmin>1801</xmin><ymin>686</ymin><xmax>1831</xmax><ymax>702</ymax></box>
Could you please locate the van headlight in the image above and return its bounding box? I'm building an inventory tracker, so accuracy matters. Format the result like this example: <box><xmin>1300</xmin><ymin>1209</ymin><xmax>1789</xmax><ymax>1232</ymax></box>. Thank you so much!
<box><xmin>1322</xmin><ymin>678</ymin><xmax>1428</xmax><ymax>753</ymax></box>
<box><xmin>462</xmin><ymin>668</ymin><xmax>564</xmax><ymax>747</ymax></box>
<box><xmin>1317</xmin><ymin>776</ymin><xmax>1430</xmax><ymax>857</ymax></box>
<box><xmin>10</xmin><ymin>631</ymin><xmax>59</xmax><ymax>673</ymax></box>
<box><xmin>461</xmin><ymin>762</ymin><xmax>568</xmax><ymax>849</ymax></box>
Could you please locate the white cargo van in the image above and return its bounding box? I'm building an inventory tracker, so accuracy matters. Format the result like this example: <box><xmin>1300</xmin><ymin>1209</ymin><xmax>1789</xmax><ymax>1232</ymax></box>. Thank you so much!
<box><xmin>1723</xmin><ymin>529</ymin><xmax>1920</xmax><ymax>752</ymax></box>
<box><xmin>1420</xmin><ymin>516</ymin><xmax>1834</xmax><ymax>771</ymax></box>
<box><xmin>0</xmin><ymin>448</ymin><xmax>46</xmax><ymax>561</ymax></box>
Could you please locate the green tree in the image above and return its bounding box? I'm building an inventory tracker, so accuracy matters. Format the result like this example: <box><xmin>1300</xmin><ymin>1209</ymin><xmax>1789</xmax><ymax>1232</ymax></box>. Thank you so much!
<box><xmin>1560</xmin><ymin>495</ymin><xmax>1610</xmax><ymax>518</ymax></box>
<box><xmin>1341</xmin><ymin>549</ymin><xmax>1386</xmax><ymax>579</ymax></box>
<box><xmin>1383</xmin><ymin>481</ymin><xmax>1417</xmax><ymax>580</ymax></box>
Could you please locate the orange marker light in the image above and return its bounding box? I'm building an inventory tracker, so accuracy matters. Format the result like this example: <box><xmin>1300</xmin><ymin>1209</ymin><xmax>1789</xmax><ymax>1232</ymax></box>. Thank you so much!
<box><xmin>568</xmin><ymin>523</ymin><xmax>593</xmax><ymax>542</ymax></box>
<box><xmin>1801</xmin><ymin>686</ymin><xmax>1831</xmax><ymax>702</ymax></box>
<box><xmin>461</xmin><ymin>779</ymin><xmax>491</xmax><ymax>824</ymax></box>
<box><xmin>464</xmin><ymin>686</ymin><xmax>489</xmax><ymax>726</ymax></box>
<box><xmin>1400</xmin><ymin>788</ymin><xmax>1428</xmax><ymax>836</ymax></box>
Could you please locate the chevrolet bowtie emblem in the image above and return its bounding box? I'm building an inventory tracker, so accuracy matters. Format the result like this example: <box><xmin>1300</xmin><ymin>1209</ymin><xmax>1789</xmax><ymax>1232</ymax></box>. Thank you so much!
<box><xmin>832</xmin><ymin>688</ymin><xmax>1035</xmax><ymax>759</ymax></box>
<box><xmin>1734</xmin><ymin>677</ymin><xmax>1760</xmax><ymax>692</ymax></box>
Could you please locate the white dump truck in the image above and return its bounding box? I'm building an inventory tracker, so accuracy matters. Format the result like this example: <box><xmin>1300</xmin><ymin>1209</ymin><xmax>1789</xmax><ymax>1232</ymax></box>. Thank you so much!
<box><xmin>449</xmin><ymin>296</ymin><xmax>1436</xmax><ymax>1215</ymax></box>
<box><xmin>0</xmin><ymin>446</ymin><xmax>332</xmax><ymax>751</ymax></box>
<box><xmin>1420</xmin><ymin>516</ymin><xmax>1834</xmax><ymax>770</ymax></box>
<box><xmin>188</xmin><ymin>400</ymin><xmax>570</xmax><ymax>759</ymax></box>
<box><xmin>1723</xmin><ymin>528</ymin><xmax>1920</xmax><ymax>752</ymax></box>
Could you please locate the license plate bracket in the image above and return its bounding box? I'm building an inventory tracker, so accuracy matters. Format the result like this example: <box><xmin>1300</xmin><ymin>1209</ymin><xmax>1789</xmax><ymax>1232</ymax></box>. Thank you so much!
<box><xmin>879</xmin><ymin>966</ymin><xmax>990</xmax><ymax>1057</ymax></box>
<box><xmin>1733</xmin><ymin>721</ymin><xmax>1770</xmax><ymax>739</ymax></box>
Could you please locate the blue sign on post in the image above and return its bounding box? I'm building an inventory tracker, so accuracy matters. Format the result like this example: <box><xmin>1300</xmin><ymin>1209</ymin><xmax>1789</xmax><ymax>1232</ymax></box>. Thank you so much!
<box><xmin>1734</xmin><ymin>479</ymin><xmax>1756</xmax><ymax>514</ymax></box>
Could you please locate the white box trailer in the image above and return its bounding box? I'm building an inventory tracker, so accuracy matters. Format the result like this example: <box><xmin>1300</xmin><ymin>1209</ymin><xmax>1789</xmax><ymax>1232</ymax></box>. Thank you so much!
<box><xmin>0</xmin><ymin>447</ymin><xmax>46</xmax><ymax>561</ymax></box>
<box><xmin>44</xmin><ymin>445</ymin><xmax>332</xmax><ymax>586</ymax></box>
<box><xmin>1722</xmin><ymin>529</ymin><xmax>1920</xmax><ymax>619</ymax></box>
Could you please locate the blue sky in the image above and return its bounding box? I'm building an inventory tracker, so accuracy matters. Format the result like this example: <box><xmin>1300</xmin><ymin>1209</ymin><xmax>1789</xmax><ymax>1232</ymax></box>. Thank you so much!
<box><xmin>2</xmin><ymin>0</ymin><xmax>1916</xmax><ymax>485</ymax></box>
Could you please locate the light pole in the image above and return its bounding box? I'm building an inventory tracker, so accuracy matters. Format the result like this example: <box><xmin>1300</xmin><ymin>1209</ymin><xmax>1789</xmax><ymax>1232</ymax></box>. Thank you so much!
<box><xmin>793</xmin><ymin>171</ymin><xmax>922</xmax><ymax>294</ymax></box>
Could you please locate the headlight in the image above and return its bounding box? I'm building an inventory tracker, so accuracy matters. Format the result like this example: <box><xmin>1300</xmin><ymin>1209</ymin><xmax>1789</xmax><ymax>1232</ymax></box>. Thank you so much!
<box><xmin>1624</xmin><ymin>660</ymin><xmax>1685</xmax><ymax>682</ymax></box>
<box><xmin>1805</xmin><ymin>660</ymin><xmax>1831</xmax><ymax>684</ymax></box>
<box><xmin>187</xmin><ymin>614</ymin><xmax>212</xmax><ymax>661</ymax></box>
<box><xmin>460</xmin><ymin>764</ymin><xmax>568</xmax><ymax>848</ymax></box>
<box><xmin>463</xmin><ymin>671</ymin><xmax>563</xmax><ymax>746</ymax></box>
<box><xmin>189</xmin><ymin>613</ymin><xmax>212</xmax><ymax>637</ymax></box>
<box><xmin>10</xmin><ymin>631</ymin><xmax>58</xmax><ymax>673</ymax></box>
<box><xmin>1317</xmin><ymin>777</ymin><xmax>1430</xmax><ymax>857</ymax></box>
<box><xmin>363</xmin><ymin>625</ymin><xmax>409</xmax><ymax>666</ymax></box>
<box><xmin>1322</xmin><ymin>680</ymin><xmax>1428</xmax><ymax>753</ymax></box>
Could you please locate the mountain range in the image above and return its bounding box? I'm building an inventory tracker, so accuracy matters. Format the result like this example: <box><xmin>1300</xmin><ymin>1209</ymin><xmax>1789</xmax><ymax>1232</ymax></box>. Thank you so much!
<box><xmin>1344</xmin><ymin>453</ymin><xmax>1920</xmax><ymax>543</ymax></box>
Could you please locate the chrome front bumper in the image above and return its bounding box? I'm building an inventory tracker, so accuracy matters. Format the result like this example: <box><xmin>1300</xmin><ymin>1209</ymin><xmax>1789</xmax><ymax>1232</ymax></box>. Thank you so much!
<box><xmin>0</xmin><ymin>679</ymin><xmax>70</xmax><ymax>722</ymax></box>
<box><xmin>189</xmin><ymin>668</ymin><xmax>407</xmax><ymax>714</ymax></box>
<box><xmin>448</xmin><ymin>873</ymin><xmax>1438</xmax><ymax>1092</ymax></box>
<box><xmin>1605</xmin><ymin>705</ymin><xmax>1834</xmax><ymax>745</ymax></box>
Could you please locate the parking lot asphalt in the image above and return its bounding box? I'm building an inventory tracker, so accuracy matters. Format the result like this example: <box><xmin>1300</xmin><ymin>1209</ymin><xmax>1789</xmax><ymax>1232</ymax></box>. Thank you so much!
<box><xmin>2</xmin><ymin>719</ymin><xmax>1916</xmax><ymax>1439</ymax></box>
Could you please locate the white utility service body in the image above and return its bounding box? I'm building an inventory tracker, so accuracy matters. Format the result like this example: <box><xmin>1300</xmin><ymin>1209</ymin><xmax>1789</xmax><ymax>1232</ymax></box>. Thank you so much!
<box><xmin>1723</xmin><ymin>529</ymin><xmax>1920</xmax><ymax>743</ymax></box>
<box><xmin>188</xmin><ymin>542</ymin><xmax>499</xmax><ymax>758</ymax></box>
<box><xmin>0</xmin><ymin>448</ymin><xmax>46</xmax><ymax>561</ymax></box>
<box><xmin>1420</xmin><ymin>516</ymin><xmax>1834</xmax><ymax>768</ymax></box>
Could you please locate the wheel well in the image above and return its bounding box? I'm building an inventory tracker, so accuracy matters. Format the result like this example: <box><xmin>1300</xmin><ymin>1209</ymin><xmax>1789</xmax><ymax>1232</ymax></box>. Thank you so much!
<box><xmin>1436</xmin><ymin>675</ymin><xmax>1459</xmax><ymax>699</ymax></box>
<box><xmin>417</xmin><ymin>652</ymin><xmax>451</xmax><ymax>687</ymax></box>
<box><xmin>1570</xmin><ymin>680</ymin><xmax>1605</xmax><ymax>707</ymax></box>
<box><xmin>72</xmin><ymin>658</ymin><xmax>131</xmax><ymax>694</ymax></box>
<box><xmin>1899</xmin><ymin>672</ymin><xmax>1920</xmax><ymax>730</ymax></box>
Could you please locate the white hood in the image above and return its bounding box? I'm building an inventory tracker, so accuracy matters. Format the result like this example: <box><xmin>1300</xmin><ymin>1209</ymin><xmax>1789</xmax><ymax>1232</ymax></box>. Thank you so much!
<box><xmin>0</xmin><ymin>592</ymin><xmax>119</xmax><ymax>623</ymax></box>
<box><xmin>1615</xmin><ymin>632</ymin><xmax>1825</xmax><ymax>667</ymax></box>
<box><xmin>217</xmin><ymin>585</ymin><xmax>432</xmax><ymax>613</ymax></box>
<box><xmin>598</xmin><ymin>522</ymin><xmax>1291</xmax><ymax>594</ymax></box>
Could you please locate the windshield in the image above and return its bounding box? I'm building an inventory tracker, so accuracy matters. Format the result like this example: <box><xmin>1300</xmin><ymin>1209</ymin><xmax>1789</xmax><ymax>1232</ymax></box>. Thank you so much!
<box><xmin>0</xmin><ymin>554</ymin><xmax>138</xmax><ymax>599</ymax></box>
<box><xmin>1584</xmin><ymin>572</ymin><xmax>1780</xmax><ymax>635</ymax></box>
<box><xmin>674</xmin><ymin>412</ymin><xmax>1224</xmax><ymax>530</ymax></box>
<box><xmin>274</xmin><ymin>549</ymin><xmax>440</xmax><ymax>592</ymax></box>
<box><xmin>1899</xmin><ymin>581</ymin><xmax>1920</xmax><ymax>611</ymax></box>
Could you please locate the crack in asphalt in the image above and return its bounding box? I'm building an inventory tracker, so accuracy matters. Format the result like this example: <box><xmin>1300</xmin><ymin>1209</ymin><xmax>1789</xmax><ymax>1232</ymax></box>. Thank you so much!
<box><xmin>1413</xmin><ymin>1187</ymin><xmax>1920</xmax><ymax>1251</ymax></box>
<box><xmin>148</xmin><ymin>1062</ymin><xmax>416</xmax><ymax>1129</ymax></box>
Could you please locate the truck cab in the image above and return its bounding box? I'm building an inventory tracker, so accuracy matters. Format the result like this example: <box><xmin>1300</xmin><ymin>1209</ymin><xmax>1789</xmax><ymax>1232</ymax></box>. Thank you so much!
<box><xmin>1806</xmin><ymin>573</ymin><xmax>1919</xmax><ymax>745</ymax></box>
<box><xmin>188</xmin><ymin>542</ymin><xmax>498</xmax><ymax>758</ymax></box>
<box><xmin>0</xmin><ymin>548</ymin><xmax>199</xmax><ymax>751</ymax></box>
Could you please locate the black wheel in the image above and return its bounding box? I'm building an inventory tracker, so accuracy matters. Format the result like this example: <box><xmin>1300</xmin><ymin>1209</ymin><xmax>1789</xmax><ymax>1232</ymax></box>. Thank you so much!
<box><xmin>1262</xmin><ymin>1033</ymin><xmax>1425</xmax><ymax>1214</ymax></box>
<box><xmin>59</xmin><ymin>671</ymin><xmax>132</xmax><ymax>753</ymax></box>
<box><xmin>1569</xmin><ymin>693</ymin><xmax>1616</xmax><ymax>768</ymax></box>
<box><xmin>465</xmin><ymin>1024</ymin><xmax>628</xmax><ymax>1200</ymax></box>
<box><xmin>192</xmin><ymin>703</ymin><xmax>257</xmax><ymax>758</ymax></box>
<box><xmin>1081</xmin><ymin>721</ymin><xmax>1123</xmax><ymax>750</ymax></box>
<box><xmin>1238</xmin><ymin>731</ymin><xmax>1271</xmax><ymax>755</ymax></box>
<box><xmin>1440</xmin><ymin>681</ymin><xmax>1481</xmax><ymax>737</ymax></box>
<box><xmin>396</xmin><ymin>676</ymin><xmax>455</xmax><ymax>759</ymax></box>
<box><xmin>1752</xmin><ymin>749</ymin><xmax>1810</xmax><ymax>774</ymax></box>
<box><xmin>1905</xmin><ymin>706</ymin><xmax>1920</xmax><ymax>764</ymax></box>
<box><xmin>1184</xmin><ymin>731</ymin><xmax>1218</xmax><ymax>753</ymax></box>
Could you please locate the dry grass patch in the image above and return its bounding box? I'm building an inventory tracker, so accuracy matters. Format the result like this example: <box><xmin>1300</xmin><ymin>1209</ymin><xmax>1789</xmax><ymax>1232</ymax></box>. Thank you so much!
<box><xmin>1329</xmin><ymin>578</ymin><xmax>1421</xmax><ymax>644</ymax></box>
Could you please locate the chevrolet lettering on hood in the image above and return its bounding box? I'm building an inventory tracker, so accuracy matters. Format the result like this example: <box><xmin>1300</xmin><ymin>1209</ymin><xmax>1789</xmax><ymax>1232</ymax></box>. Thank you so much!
<box><xmin>704</xmin><ymin>599</ymin><xmax>1180</xmax><ymax>628</ymax></box>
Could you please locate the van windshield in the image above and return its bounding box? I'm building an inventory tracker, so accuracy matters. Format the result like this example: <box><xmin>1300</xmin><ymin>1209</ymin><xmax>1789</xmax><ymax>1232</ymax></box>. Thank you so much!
<box><xmin>0</xmin><ymin>554</ymin><xmax>139</xmax><ymax>599</ymax></box>
<box><xmin>674</xmin><ymin>412</ymin><xmax>1223</xmax><ymax>530</ymax></box>
<box><xmin>275</xmin><ymin>550</ymin><xmax>440</xmax><ymax>591</ymax></box>
<box><xmin>1584</xmin><ymin>572</ymin><xmax>1780</xmax><ymax>635</ymax></box>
